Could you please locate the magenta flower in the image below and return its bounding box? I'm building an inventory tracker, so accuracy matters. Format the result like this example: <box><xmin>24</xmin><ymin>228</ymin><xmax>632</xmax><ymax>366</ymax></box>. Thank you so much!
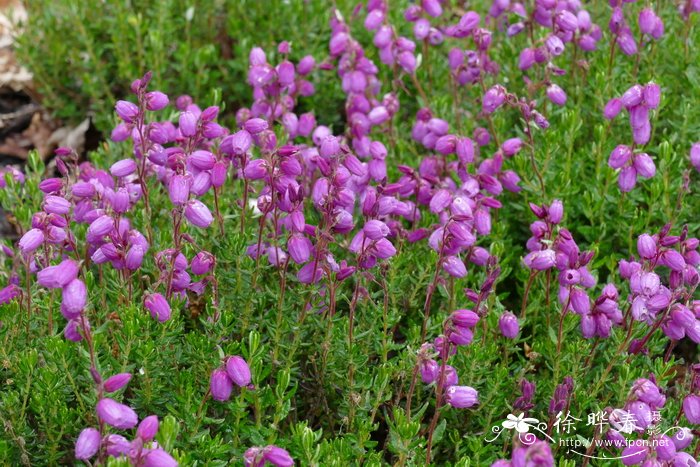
<box><xmin>523</xmin><ymin>249</ymin><xmax>556</xmax><ymax>270</ymax></box>
<box><xmin>145</xmin><ymin>91</ymin><xmax>169</xmax><ymax>111</ymax></box>
<box><xmin>61</xmin><ymin>279</ymin><xmax>87</xmax><ymax>317</ymax></box>
<box><xmin>191</xmin><ymin>251</ymin><xmax>215</xmax><ymax>275</ymax></box>
<box><xmin>104</xmin><ymin>434</ymin><xmax>131</xmax><ymax>457</ymax></box>
<box><xmin>683</xmin><ymin>395</ymin><xmax>700</xmax><ymax>424</ymax></box>
<box><xmin>37</xmin><ymin>259</ymin><xmax>79</xmax><ymax>289</ymax></box>
<box><xmin>88</xmin><ymin>215</ymin><xmax>115</xmax><ymax>238</ymax></box>
<box><xmin>690</xmin><ymin>142</ymin><xmax>700</xmax><ymax>172</ymax></box>
<box><xmin>64</xmin><ymin>319</ymin><xmax>84</xmax><ymax>342</ymax></box>
<box><xmin>75</xmin><ymin>427</ymin><xmax>101</xmax><ymax>461</ymax></box>
<box><xmin>184</xmin><ymin>200</ymin><xmax>213</xmax><ymax>228</ymax></box>
<box><xmin>168</xmin><ymin>174</ymin><xmax>191</xmax><ymax>206</ymax></box>
<box><xmin>0</xmin><ymin>284</ymin><xmax>20</xmax><ymax>305</ymax></box>
<box><xmin>136</xmin><ymin>415</ymin><xmax>159</xmax><ymax>441</ymax></box>
<box><xmin>179</xmin><ymin>111</ymin><xmax>198</xmax><ymax>136</ymax></box>
<box><xmin>96</xmin><ymin>398</ymin><xmax>138</xmax><ymax>429</ymax></box>
<box><xmin>210</xmin><ymin>368</ymin><xmax>234</xmax><ymax>402</ymax></box>
<box><xmin>110</xmin><ymin>159</ymin><xmax>137</xmax><ymax>177</ymax></box>
<box><xmin>546</xmin><ymin>84</ymin><xmax>567</xmax><ymax>106</ymax></box>
<box><xmin>115</xmin><ymin>100</ymin><xmax>139</xmax><ymax>123</ymax></box>
<box><xmin>144</xmin><ymin>293</ymin><xmax>171</xmax><ymax>323</ymax></box>
<box><xmin>43</xmin><ymin>195</ymin><xmax>71</xmax><ymax>215</ymax></box>
<box><xmin>445</xmin><ymin>385</ymin><xmax>478</xmax><ymax>408</ymax></box>
<box><xmin>142</xmin><ymin>449</ymin><xmax>178</xmax><ymax>467</ymax></box>
<box><xmin>226</xmin><ymin>356</ymin><xmax>252</xmax><ymax>388</ymax></box>
<box><xmin>18</xmin><ymin>228</ymin><xmax>44</xmax><ymax>254</ymax></box>
<box><xmin>244</xmin><ymin>445</ymin><xmax>294</xmax><ymax>467</ymax></box>
<box><xmin>499</xmin><ymin>312</ymin><xmax>519</xmax><ymax>339</ymax></box>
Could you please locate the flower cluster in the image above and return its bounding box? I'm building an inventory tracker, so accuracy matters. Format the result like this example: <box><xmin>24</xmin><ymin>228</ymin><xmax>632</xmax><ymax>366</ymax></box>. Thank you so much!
<box><xmin>606</xmin><ymin>376</ymin><xmax>695</xmax><ymax>465</ymax></box>
<box><xmin>523</xmin><ymin>201</ymin><xmax>597</xmax><ymax>316</ymax></box>
<box><xmin>75</xmin><ymin>372</ymin><xmax>177</xmax><ymax>465</ymax></box>
<box><xmin>619</xmin><ymin>226</ymin><xmax>700</xmax><ymax>351</ymax></box>
<box><xmin>605</xmin><ymin>82</ymin><xmax>660</xmax><ymax>192</ymax></box>
<box><xmin>608</xmin><ymin>3</ymin><xmax>663</xmax><ymax>58</ymax></box>
<box><xmin>363</xmin><ymin>1</ymin><xmax>419</xmax><ymax>75</ymax></box>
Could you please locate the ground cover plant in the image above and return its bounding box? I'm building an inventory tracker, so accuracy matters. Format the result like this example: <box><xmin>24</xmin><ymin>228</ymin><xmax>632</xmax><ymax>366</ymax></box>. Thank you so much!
<box><xmin>2</xmin><ymin>0</ymin><xmax>700</xmax><ymax>465</ymax></box>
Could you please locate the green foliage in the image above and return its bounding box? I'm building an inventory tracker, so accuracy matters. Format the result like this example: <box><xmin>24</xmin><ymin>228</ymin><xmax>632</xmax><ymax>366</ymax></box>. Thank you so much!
<box><xmin>17</xmin><ymin>0</ymin><xmax>353</xmax><ymax>132</ymax></box>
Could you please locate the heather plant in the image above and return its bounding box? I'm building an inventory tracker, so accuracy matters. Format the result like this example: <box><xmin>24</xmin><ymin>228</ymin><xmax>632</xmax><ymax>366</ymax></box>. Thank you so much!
<box><xmin>1</xmin><ymin>0</ymin><xmax>700</xmax><ymax>466</ymax></box>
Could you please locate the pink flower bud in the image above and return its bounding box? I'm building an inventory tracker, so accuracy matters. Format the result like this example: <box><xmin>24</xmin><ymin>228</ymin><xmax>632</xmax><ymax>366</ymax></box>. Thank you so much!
<box><xmin>168</xmin><ymin>174</ymin><xmax>191</xmax><ymax>206</ymax></box>
<box><xmin>104</xmin><ymin>373</ymin><xmax>132</xmax><ymax>393</ymax></box>
<box><xmin>638</xmin><ymin>8</ymin><xmax>658</xmax><ymax>36</ymax></box>
<box><xmin>617</xmin><ymin>33</ymin><xmax>638</xmax><ymax>56</ymax></box>
<box><xmin>524</xmin><ymin>249</ymin><xmax>556</xmax><ymax>270</ymax></box>
<box><xmin>621</xmin><ymin>85</ymin><xmax>644</xmax><ymax>108</ymax></box>
<box><xmin>364</xmin><ymin>220</ymin><xmax>390</xmax><ymax>240</ymax></box>
<box><xmin>633</xmin><ymin>153</ymin><xmax>655</xmax><ymax>178</ymax></box>
<box><xmin>297</xmin><ymin>55</ymin><xmax>315</xmax><ymax>75</ymax></box>
<box><xmin>643</xmin><ymin>83</ymin><xmax>661</xmax><ymax>109</ymax></box>
<box><xmin>368</xmin><ymin>106</ymin><xmax>390</xmax><ymax>125</ymax></box>
<box><xmin>545</xmin><ymin>35</ymin><xmax>564</xmax><ymax>56</ymax></box>
<box><xmin>125</xmin><ymin>246</ymin><xmax>145</xmax><ymax>271</ymax></box>
<box><xmin>570</xmin><ymin>288</ymin><xmax>590</xmax><ymax>314</ymax></box>
<box><xmin>501</xmin><ymin>137</ymin><xmax>523</xmax><ymax>157</ymax></box>
<box><xmin>691</xmin><ymin>142</ymin><xmax>700</xmax><ymax>172</ymax></box>
<box><xmin>64</xmin><ymin>319</ymin><xmax>84</xmax><ymax>342</ymax></box>
<box><xmin>443</xmin><ymin>256</ymin><xmax>467</xmax><ymax>278</ymax></box>
<box><xmin>111</xmin><ymin>123</ymin><xmax>131</xmax><ymax>142</ymax></box>
<box><xmin>287</xmin><ymin>235</ymin><xmax>312</xmax><ymax>264</ymax></box>
<box><xmin>608</xmin><ymin>145</ymin><xmax>632</xmax><ymax>169</ymax></box>
<box><xmin>191</xmin><ymin>251</ymin><xmax>215</xmax><ymax>275</ymax></box>
<box><xmin>422</xmin><ymin>0</ymin><xmax>442</xmax><ymax>17</ymax></box>
<box><xmin>104</xmin><ymin>434</ymin><xmax>131</xmax><ymax>457</ymax></box>
<box><xmin>618</xmin><ymin>166</ymin><xmax>637</xmax><ymax>192</ymax></box>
